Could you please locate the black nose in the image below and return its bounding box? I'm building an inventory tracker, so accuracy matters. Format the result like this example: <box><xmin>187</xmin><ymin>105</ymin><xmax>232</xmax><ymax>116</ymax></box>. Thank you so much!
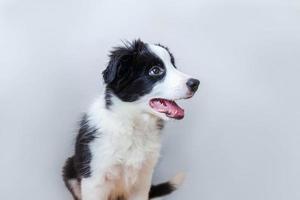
<box><xmin>186</xmin><ymin>78</ymin><xmax>200</xmax><ymax>92</ymax></box>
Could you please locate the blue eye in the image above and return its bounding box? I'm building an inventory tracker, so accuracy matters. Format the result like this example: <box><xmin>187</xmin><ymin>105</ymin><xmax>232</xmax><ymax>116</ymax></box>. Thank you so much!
<box><xmin>149</xmin><ymin>66</ymin><xmax>164</xmax><ymax>76</ymax></box>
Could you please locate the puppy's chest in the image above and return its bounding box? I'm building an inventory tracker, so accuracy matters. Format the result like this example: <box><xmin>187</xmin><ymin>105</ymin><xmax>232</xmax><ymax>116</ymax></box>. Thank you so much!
<box><xmin>100</xmin><ymin>115</ymin><xmax>162</xmax><ymax>187</ymax></box>
<box><xmin>115</xmin><ymin>116</ymin><xmax>161</xmax><ymax>167</ymax></box>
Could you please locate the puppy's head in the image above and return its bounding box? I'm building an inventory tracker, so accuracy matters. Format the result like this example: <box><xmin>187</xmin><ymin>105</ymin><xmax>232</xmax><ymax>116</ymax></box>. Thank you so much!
<box><xmin>103</xmin><ymin>40</ymin><xmax>199</xmax><ymax>120</ymax></box>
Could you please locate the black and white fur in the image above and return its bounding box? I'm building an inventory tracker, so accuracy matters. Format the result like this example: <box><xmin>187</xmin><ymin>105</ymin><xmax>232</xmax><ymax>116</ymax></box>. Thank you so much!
<box><xmin>62</xmin><ymin>40</ymin><xmax>199</xmax><ymax>200</ymax></box>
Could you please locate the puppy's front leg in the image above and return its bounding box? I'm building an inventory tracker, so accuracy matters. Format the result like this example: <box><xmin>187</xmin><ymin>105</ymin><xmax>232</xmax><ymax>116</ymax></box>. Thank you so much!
<box><xmin>130</xmin><ymin>169</ymin><xmax>153</xmax><ymax>200</ymax></box>
<box><xmin>81</xmin><ymin>177</ymin><xmax>111</xmax><ymax>200</ymax></box>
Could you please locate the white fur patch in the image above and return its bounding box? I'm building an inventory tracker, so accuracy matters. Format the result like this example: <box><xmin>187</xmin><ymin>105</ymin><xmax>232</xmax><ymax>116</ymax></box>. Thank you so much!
<box><xmin>148</xmin><ymin>44</ymin><xmax>191</xmax><ymax>100</ymax></box>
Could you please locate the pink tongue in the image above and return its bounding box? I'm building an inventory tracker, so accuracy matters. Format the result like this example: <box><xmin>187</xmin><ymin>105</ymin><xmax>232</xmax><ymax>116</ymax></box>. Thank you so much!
<box><xmin>150</xmin><ymin>99</ymin><xmax>184</xmax><ymax>119</ymax></box>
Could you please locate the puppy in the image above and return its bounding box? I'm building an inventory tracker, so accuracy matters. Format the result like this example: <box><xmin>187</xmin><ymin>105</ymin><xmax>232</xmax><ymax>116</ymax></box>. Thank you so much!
<box><xmin>62</xmin><ymin>40</ymin><xmax>200</xmax><ymax>200</ymax></box>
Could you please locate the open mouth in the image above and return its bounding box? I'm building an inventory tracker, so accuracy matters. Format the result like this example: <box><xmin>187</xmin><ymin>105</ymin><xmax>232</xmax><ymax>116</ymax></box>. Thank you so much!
<box><xmin>149</xmin><ymin>98</ymin><xmax>185</xmax><ymax>119</ymax></box>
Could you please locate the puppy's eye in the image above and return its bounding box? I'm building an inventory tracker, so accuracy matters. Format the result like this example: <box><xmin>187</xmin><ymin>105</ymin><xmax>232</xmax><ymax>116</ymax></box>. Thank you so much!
<box><xmin>149</xmin><ymin>66</ymin><xmax>164</xmax><ymax>76</ymax></box>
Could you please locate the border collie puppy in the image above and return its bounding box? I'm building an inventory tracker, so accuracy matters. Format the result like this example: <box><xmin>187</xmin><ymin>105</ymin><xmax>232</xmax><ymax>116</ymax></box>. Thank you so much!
<box><xmin>63</xmin><ymin>40</ymin><xmax>200</xmax><ymax>200</ymax></box>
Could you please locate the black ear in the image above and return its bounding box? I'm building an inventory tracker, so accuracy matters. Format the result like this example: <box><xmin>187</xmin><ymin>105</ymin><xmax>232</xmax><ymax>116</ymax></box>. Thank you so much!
<box><xmin>102</xmin><ymin>48</ymin><xmax>129</xmax><ymax>84</ymax></box>
<box><xmin>102</xmin><ymin>39</ymin><xmax>146</xmax><ymax>84</ymax></box>
<box><xmin>102</xmin><ymin>55</ymin><xmax>119</xmax><ymax>84</ymax></box>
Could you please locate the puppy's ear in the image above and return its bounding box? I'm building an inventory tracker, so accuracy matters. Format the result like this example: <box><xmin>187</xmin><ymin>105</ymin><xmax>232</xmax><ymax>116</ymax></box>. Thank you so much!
<box><xmin>102</xmin><ymin>39</ymin><xmax>146</xmax><ymax>84</ymax></box>
<box><xmin>102</xmin><ymin>49</ymin><xmax>129</xmax><ymax>84</ymax></box>
<box><xmin>102</xmin><ymin>56</ymin><xmax>119</xmax><ymax>84</ymax></box>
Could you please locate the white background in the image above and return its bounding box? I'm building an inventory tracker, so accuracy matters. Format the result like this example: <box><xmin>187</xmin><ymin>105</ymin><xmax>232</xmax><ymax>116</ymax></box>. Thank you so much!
<box><xmin>1</xmin><ymin>0</ymin><xmax>300</xmax><ymax>199</ymax></box>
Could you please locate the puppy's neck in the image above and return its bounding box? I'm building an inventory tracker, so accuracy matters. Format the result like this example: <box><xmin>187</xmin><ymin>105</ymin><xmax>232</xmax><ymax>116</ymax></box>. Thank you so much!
<box><xmin>103</xmin><ymin>88</ymin><xmax>156</xmax><ymax>122</ymax></box>
<box><xmin>87</xmin><ymin>92</ymin><xmax>164</xmax><ymax>136</ymax></box>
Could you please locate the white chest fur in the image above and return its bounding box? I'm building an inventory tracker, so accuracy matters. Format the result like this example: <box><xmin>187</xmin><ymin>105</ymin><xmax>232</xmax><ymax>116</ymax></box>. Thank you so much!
<box><xmin>87</xmin><ymin>97</ymin><xmax>162</xmax><ymax>191</ymax></box>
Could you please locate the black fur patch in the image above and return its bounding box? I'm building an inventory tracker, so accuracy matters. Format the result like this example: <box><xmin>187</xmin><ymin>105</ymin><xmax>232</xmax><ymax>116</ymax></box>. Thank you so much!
<box><xmin>62</xmin><ymin>156</ymin><xmax>77</xmax><ymax>180</ymax></box>
<box><xmin>74</xmin><ymin>114</ymin><xmax>98</xmax><ymax>178</ymax></box>
<box><xmin>102</xmin><ymin>39</ymin><xmax>167</xmax><ymax>102</ymax></box>
<box><xmin>62</xmin><ymin>156</ymin><xmax>80</xmax><ymax>200</ymax></box>
<box><xmin>105</xmin><ymin>87</ymin><xmax>113</xmax><ymax>108</ymax></box>
<box><xmin>149</xmin><ymin>182</ymin><xmax>176</xmax><ymax>199</ymax></box>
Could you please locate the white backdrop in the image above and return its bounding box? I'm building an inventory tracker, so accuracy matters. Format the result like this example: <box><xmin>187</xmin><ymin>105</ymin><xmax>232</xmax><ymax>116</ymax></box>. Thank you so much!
<box><xmin>1</xmin><ymin>0</ymin><xmax>300</xmax><ymax>199</ymax></box>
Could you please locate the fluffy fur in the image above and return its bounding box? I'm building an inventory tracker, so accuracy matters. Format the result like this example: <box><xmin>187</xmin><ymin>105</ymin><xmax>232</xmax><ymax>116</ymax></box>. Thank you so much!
<box><xmin>63</xmin><ymin>40</ymin><xmax>199</xmax><ymax>200</ymax></box>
